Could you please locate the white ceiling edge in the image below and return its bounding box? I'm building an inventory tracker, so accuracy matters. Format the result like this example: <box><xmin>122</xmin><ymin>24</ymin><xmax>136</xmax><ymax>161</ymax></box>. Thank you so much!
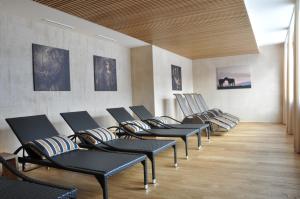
<box><xmin>0</xmin><ymin>0</ymin><xmax>148</xmax><ymax>48</ymax></box>
<box><xmin>244</xmin><ymin>0</ymin><xmax>295</xmax><ymax>47</ymax></box>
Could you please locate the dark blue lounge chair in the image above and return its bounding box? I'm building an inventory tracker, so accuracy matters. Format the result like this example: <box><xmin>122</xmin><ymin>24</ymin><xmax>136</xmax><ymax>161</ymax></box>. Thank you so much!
<box><xmin>60</xmin><ymin>111</ymin><xmax>177</xmax><ymax>184</ymax></box>
<box><xmin>0</xmin><ymin>155</ymin><xmax>77</xmax><ymax>199</ymax></box>
<box><xmin>129</xmin><ymin>105</ymin><xmax>210</xmax><ymax>140</ymax></box>
<box><xmin>6</xmin><ymin>115</ymin><xmax>148</xmax><ymax>199</ymax></box>
<box><xmin>107</xmin><ymin>107</ymin><xmax>201</xmax><ymax>159</ymax></box>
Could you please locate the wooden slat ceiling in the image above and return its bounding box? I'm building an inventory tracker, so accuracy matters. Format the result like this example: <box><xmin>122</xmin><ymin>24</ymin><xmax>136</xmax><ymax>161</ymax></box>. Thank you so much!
<box><xmin>34</xmin><ymin>0</ymin><xmax>259</xmax><ymax>59</ymax></box>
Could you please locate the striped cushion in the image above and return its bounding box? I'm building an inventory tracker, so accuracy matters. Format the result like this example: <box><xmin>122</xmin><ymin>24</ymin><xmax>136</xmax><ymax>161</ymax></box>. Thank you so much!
<box><xmin>31</xmin><ymin>136</ymin><xmax>79</xmax><ymax>157</ymax></box>
<box><xmin>121</xmin><ymin>120</ymin><xmax>151</xmax><ymax>133</ymax></box>
<box><xmin>81</xmin><ymin>127</ymin><xmax>117</xmax><ymax>144</ymax></box>
<box><xmin>148</xmin><ymin>117</ymin><xmax>169</xmax><ymax>127</ymax></box>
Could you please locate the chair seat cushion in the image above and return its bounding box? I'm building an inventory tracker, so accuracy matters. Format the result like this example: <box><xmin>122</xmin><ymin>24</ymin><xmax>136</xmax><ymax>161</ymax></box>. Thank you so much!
<box><xmin>80</xmin><ymin>127</ymin><xmax>117</xmax><ymax>144</ymax></box>
<box><xmin>31</xmin><ymin>136</ymin><xmax>79</xmax><ymax>157</ymax></box>
<box><xmin>121</xmin><ymin>120</ymin><xmax>151</xmax><ymax>133</ymax></box>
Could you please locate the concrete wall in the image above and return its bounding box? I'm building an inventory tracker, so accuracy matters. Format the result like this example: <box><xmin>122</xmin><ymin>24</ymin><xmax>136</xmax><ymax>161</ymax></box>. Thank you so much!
<box><xmin>131</xmin><ymin>45</ymin><xmax>193</xmax><ymax>120</ymax></box>
<box><xmin>152</xmin><ymin>46</ymin><xmax>193</xmax><ymax>119</ymax></box>
<box><xmin>193</xmin><ymin>44</ymin><xmax>283</xmax><ymax>122</ymax></box>
<box><xmin>131</xmin><ymin>46</ymin><xmax>155</xmax><ymax>113</ymax></box>
<box><xmin>0</xmin><ymin>13</ymin><xmax>133</xmax><ymax>152</ymax></box>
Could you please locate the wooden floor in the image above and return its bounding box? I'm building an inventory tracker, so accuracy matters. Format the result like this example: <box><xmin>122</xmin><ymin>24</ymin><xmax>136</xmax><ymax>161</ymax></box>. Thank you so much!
<box><xmin>26</xmin><ymin>123</ymin><xmax>300</xmax><ymax>199</ymax></box>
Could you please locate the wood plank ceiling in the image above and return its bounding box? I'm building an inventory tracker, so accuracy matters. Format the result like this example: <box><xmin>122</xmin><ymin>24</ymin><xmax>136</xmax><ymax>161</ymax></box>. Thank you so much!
<box><xmin>34</xmin><ymin>0</ymin><xmax>259</xmax><ymax>59</ymax></box>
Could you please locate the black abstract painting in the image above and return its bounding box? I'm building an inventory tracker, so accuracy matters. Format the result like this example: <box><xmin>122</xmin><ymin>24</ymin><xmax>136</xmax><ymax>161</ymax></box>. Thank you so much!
<box><xmin>94</xmin><ymin>55</ymin><xmax>117</xmax><ymax>91</ymax></box>
<box><xmin>171</xmin><ymin>65</ymin><xmax>182</xmax><ymax>91</ymax></box>
<box><xmin>32</xmin><ymin>44</ymin><xmax>70</xmax><ymax>91</ymax></box>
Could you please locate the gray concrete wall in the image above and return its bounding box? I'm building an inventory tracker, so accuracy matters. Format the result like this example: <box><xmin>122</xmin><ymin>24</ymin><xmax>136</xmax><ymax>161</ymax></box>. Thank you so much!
<box><xmin>0</xmin><ymin>13</ymin><xmax>133</xmax><ymax>152</ymax></box>
<box><xmin>131</xmin><ymin>46</ymin><xmax>155</xmax><ymax>114</ymax></box>
<box><xmin>193</xmin><ymin>44</ymin><xmax>283</xmax><ymax>122</ymax></box>
<box><xmin>152</xmin><ymin>46</ymin><xmax>193</xmax><ymax>119</ymax></box>
<box><xmin>131</xmin><ymin>45</ymin><xmax>194</xmax><ymax>120</ymax></box>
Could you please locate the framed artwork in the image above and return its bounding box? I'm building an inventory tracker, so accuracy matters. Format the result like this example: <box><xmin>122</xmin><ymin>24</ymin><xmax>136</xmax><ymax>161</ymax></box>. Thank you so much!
<box><xmin>216</xmin><ymin>65</ymin><xmax>251</xmax><ymax>90</ymax></box>
<box><xmin>32</xmin><ymin>44</ymin><xmax>70</xmax><ymax>91</ymax></box>
<box><xmin>172</xmin><ymin>65</ymin><xmax>182</xmax><ymax>91</ymax></box>
<box><xmin>94</xmin><ymin>55</ymin><xmax>117</xmax><ymax>91</ymax></box>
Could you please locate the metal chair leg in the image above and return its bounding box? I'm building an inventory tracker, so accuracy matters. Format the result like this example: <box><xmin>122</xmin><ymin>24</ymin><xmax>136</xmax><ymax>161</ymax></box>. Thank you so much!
<box><xmin>197</xmin><ymin>132</ymin><xmax>202</xmax><ymax>150</ymax></box>
<box><xmin>141</xmin><ymin>160</ymin><xmax>148</xmax><ymax>189</ymax></box>
<box><xmin>182</xmin><ymin>137</ymin><xmax>189</xmax><ymax>159</ymax></box>
<box><xmin>172</xmin><ymin>144</ymin><xmax>178</xmax><ymax>167</ymax></box>
<box><xmin>96</xmin><ymin>176</ymin><xmax>108</xmax><ymax>199</ymax></box>
<box><xmin>149</xmin><ymin>156</ymin><xmax>156</xmax><ymax>184</ymax></box>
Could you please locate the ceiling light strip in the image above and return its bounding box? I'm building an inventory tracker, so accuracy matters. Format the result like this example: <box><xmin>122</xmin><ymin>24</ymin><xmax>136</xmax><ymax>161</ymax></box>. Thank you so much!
<box><xmin>96</xmin><ymin>34</ymin><xmax>116</xmax><ymax>42</ymax></box>
<box><xmin>43</xmin><ymin>19</ymin><xmax>74</xmax><ymax>29</ymax></box>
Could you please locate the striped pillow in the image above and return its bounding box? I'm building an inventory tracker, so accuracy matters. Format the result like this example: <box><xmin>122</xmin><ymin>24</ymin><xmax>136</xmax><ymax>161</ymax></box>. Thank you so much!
<box><xmin>31</xmin><ymin>136</ymin><xmax>79</xmax><ymax>157</ymax></box>
<box><xmin>81</xmin><ymin>127</ymin><xmax>117</xmax><ymax>144</ymax></box>
<box><xmin>121</xmin><ymin>120</ymin><xmax>151</xmax><ymax>133</ymax></box>
<box><xmin>148</xmin><ymin>117</ymin><xmax>169</xmax><ymax>127</ymax></box>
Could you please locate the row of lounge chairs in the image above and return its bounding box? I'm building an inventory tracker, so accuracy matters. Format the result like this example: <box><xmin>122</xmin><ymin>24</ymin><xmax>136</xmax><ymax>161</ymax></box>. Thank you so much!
<box><xmin>174</xmin><ymin>93</ymin><xmax>239</xmax><ymax>132</ymax></box>
<box><xmin>2</xmin><ymin>105</ymin><xmax>210</xmax><ymax>199</ymax></box>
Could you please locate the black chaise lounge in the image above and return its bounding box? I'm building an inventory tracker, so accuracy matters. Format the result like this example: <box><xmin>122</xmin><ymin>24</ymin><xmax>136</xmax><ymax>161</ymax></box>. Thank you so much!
<box><xmin>129</xmin><ymin>105</ymin><xmax>210</xmax><ymax>140</ymax></box>
<box><xmin>184</xmin><ymin>93</ymin><xmax>236</xmax><ymax>128</ymax></box>
<box><xmin>174</xmin><ymin>94</ymin><xmax>231</xmax><ymax>132</ymax></box>
<box><xmin>60</xmin><ymin>111</ymin><xmax>177</xmax><ymax>184</ymax></box>
<box><xmin>194</xmin><ymin>93</ymin><xmax>240</xmax><ymax>123</ymax></box>
<box><xmin>6</xmin><ymin>115</ymin><xmax>148</xmax><ymax>199</ymax></box>
<box><xmin>0</xmin><ymin>155</ymin><xmax>77</xmax><ymax>199</ymax></box>
<box><xmin>107</xmin><ymin>107</ymin><xmax>200</xmax><ymax>159</ymax></box>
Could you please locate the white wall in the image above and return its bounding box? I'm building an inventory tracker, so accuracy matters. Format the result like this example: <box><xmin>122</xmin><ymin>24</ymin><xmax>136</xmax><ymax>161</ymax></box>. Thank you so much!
<box><xmin>193</xmin><ymin>44</ymin><xmax>283</xmax><ymax>122</ymax></box>
<box><xmin>152</xmin><ymin>46</ymin><xmax>193</xmax><ymax>119</ymax></box>
<box><xmin>0</xmin><ymin>13</ymin><xmax>133</xmax><ymax>152</ymax></box>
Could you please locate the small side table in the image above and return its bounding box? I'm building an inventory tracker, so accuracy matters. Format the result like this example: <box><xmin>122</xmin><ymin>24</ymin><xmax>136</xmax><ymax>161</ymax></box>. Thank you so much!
<box><xmin>0</xmin><ymin>153</ymin><xmax>18</xmax><ymax>180</ymax></box>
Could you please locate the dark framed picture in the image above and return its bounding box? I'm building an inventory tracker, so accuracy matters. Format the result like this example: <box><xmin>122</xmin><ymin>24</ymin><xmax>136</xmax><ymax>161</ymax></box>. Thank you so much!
<box><xmin>216</xmin><ymin>65</ymin><xmax>251</xmax><ymax>90</ymax></box>
<box><xmin>171</xmin><ymin>65</ymin><xmax>182</xmax><ymax>91</ymax></box>
<box><xmin>32</xmin><ymin>44</ymin><xmax>70</xmax><ymax>91</ymax></box>
<box><xmin>94</xmin><ymin>55</ymin><xmax>117</xmax><ymax>91</ymax></box>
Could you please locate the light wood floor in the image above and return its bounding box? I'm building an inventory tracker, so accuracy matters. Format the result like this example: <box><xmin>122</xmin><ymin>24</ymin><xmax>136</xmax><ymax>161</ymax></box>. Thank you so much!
<box><xmin>25</xmin><ymin>123</ymin><xmax>300</xmax><ymax>199</ymax></box>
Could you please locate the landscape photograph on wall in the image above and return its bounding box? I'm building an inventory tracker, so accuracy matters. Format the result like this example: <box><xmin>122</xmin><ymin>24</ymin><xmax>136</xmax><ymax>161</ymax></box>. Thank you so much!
<box><xmin>171</xmin><ymin>64</ymin><xmax>182</xmax><ymax>91</ymax></box>
<box><xmin>216</xmin><ymin>65</ymin><xmax>251</xmax><ymax>90</ymax></box>
<box><xmin>94</xmin><ymin>55</ymin><xmax>117</xmax><ymax>91</ymax></box>
<box><xmin>32</xmin><ymin>44</ymin><xmax>70</xmax><ymax>91</ymax></box>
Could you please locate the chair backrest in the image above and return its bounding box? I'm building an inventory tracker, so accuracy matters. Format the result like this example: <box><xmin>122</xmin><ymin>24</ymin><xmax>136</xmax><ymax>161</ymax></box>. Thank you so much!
<box><xmin>6</xmin><ymin>115</ymin><xmax>59</xmax><ymax>146</ymax></box>
<box><xmin>183</xmin><ymin>94</ymin><xmax>201</xmax><ymax>114</ymax></box>
<box><xmin>107</xmin><ymin>107</ymin><xmax>135</xmax><ymax>123</ymax></box>
<box><xmin>129</xmin><ymin>106</ymin><xmax>154</xmax><ymax>120</ymax></box>
<box><xmin>174</xmin><ymin>94</ymin><xmax>193</xmax><ymax>117</ymax></box>
<box><xmin>197</xmin><ymin>94</ymin><xmax>210</xmax><ymax>111</ymax></box>
<box><xmin>60</xmin><ymin>111</ymin><xmax>100</xmax><ymax>133</ymax></box>
<box><xmin>192</xmin><ymin>94</ymin><xmax>205</xmax><ymax>112</ymax></box>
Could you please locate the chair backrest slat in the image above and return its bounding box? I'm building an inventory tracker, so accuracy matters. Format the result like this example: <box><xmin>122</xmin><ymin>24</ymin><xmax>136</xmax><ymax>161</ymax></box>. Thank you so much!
<box><xmin>60</xmin><ymin>111</ymin><xmax>100</xmax><ymax>133</ymax></box>
<box><xmin>197</xmin><ymin>94</ymin><xmax>210</xmax><ymax>111</ymax></box>
<box><xmin>107</xmin><ymin>107</ymin><xmax>135</xmax><ymax>123</ymax></box>
<box><xmin>174</xmin><ymin>94</ymin><xmax>193</xmax><ymax>117</ymax></box>
<box><xmin>129</xmin><ymin>106</ymin><xmax>154</xmax><ymax>120</ymax></box>
<box><xmin>184</xmin><ymin>94</ymin><xmax>201</xmax><ymax>114</ymax></box>
<box><xmin>6</xmin><ymin>115</ymin><xmax>59</xmax><ymax>145</ymax></box>
<box><xmin>192</xmin><ymin>94</ymin><xmax>205</xmax><ymax>112</ymax></box>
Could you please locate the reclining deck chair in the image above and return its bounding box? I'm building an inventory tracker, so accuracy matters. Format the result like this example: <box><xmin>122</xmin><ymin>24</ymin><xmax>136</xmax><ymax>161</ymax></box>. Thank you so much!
<box><xmin>6</xmin><ymin>115</ymin><xmax>148</xmax><ymax>199</ymax></box>
<box><xmin>0</xmin><ymin>155</ymin><xmax>77</xmax><ymax>199</ymax></box>
<box><xmin>129</xmin><ymin>105</ymin><xmax>211</xmax><ymax>140</ymax></box>
<box><xmin>107</xmin><ymin>107</ymin><xmax>200</xmax><ymax>159</ymax></box>
<box><xmin>174</xmin><ymin>94</ymin><xmax>231</xmax><ymax>132</ymax></box>
<box><xmin>184</xmin><ymin>94</ymin><xmax>236</xmax><ymax>128</ymax></box>
<box><xmin>60</xmin><ymin>111</ymin><xmax>177</xmax><ymax>184</ymax></box>
<box><xmin>195</xmin><ymin>94</ymin><xmax>240</xmax><ymax>123</ymax></box>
